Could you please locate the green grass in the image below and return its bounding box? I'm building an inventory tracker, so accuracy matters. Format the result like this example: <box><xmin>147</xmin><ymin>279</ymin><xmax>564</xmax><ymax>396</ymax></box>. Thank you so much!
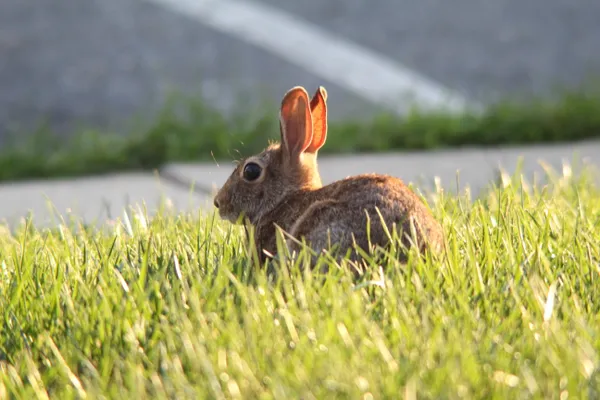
<box><xmin>2</xmin><ymin>87</ymin><xmax>600</xmax><ymax>183</ymax></box>
<box><xmin>1</xmin><ymin>160</ymin><xmax>600</xmax><ymax>398</ymax></box>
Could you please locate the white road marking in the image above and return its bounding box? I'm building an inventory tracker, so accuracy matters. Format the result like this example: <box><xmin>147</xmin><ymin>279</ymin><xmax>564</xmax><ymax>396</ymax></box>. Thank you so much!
<box><xmin>144</xmin><ymin>0</ymin><xmax>478</xmax><ymax>114</ymax></box>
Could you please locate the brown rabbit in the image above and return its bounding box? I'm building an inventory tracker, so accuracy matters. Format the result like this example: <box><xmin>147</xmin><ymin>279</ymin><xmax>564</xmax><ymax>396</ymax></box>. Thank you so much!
<box><xmin>213</xmin><ymin>85</ymin><xmax>444</xmax><ymax>269</ymax></box>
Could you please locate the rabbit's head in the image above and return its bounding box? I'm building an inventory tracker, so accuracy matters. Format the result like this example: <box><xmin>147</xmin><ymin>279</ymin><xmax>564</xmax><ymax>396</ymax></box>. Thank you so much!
<box><xmin>214</xmin><ymin>86</ymin><xmax>328</xmax><ymax>224</ymax></box>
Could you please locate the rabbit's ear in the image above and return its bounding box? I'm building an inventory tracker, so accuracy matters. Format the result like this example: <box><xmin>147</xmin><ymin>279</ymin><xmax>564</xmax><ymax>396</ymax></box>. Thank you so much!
<box><xmin>279</xmin><ymin>86</ymin><xmax>313</xmax><ymax>161</ymax></box>
<box><xmin>306</xmin><ymin>86</ymin><xmax>328</xmax><ymax>154</ymax></box>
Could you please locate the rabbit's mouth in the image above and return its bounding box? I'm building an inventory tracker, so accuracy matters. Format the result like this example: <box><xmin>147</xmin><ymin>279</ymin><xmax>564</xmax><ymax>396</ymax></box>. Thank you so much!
<box><xmin>218</xmin><ymin>208</ymin><xmax>245</xmax><ymax>225</ymax></box>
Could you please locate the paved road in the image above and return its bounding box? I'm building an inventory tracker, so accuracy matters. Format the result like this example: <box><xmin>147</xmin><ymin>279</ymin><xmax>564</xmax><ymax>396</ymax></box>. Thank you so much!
<box><xmin>1</xmin><ymin>0</ymin><xmax>600</xmax><ymax>142</ymax></box>
<box><xmin>259</xmin><ymin>0</ymin><xmax>600</xmax><ymax>103</ymax></box>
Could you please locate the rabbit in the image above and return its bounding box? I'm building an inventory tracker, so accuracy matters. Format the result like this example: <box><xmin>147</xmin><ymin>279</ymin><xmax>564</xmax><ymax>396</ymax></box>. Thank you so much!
<box><xmin>213</xmin><ymin>85</ymin><xmax>444</xmax><ymax>270</ymax></box>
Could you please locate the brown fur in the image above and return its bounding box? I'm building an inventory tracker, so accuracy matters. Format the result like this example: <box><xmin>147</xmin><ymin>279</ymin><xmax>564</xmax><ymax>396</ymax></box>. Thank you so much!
<box><xmin>213</xmin><ymin>86</ymin><xmax>444</xmax><ymax>269</ymax></box>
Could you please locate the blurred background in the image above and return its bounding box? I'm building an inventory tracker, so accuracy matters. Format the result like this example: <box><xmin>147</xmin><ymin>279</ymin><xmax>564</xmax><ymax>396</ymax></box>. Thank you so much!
<box><xmin>1</xmin><ymin>0</ymin><xmax>600</xmax><ymax>181</ymax></box>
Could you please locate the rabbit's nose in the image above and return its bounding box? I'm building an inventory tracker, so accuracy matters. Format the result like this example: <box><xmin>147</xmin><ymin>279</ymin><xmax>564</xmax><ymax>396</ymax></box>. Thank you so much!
<box><xmin>213</xmin><ymin>198</ymin><xmax>220</xmax><ymax>209</ymax></box>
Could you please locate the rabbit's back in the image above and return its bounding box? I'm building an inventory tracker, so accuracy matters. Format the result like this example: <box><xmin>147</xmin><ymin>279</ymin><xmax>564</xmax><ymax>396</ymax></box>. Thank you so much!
<box><xmin>256</xmin><ymin>173</ymin><xmax>443</xmax><ymax>264</ymax></box>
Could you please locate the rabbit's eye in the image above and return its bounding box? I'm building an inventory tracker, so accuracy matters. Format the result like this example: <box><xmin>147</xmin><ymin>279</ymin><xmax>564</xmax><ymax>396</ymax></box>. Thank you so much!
<box><xmin>243</xmin><ymin>162</ymin><xmax>262</xmax><ymax>181</ymax></box>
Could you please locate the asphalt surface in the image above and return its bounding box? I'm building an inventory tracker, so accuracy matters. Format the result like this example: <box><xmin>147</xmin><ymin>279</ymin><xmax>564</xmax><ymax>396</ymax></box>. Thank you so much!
<box><xmin>1</xmin><ymin>0</ymin><xmax>600</xmax><ymax>141</ymax></box>
<box><xmin>258</xmin><ymin>0</ymin><xmax>600</xmax><ymax>102</ymax></box>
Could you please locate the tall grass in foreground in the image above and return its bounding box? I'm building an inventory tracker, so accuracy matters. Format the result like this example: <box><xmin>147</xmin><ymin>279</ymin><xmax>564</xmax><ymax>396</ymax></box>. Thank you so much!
<box><xmin>1</xmin><ymin>161</ymin><xmax>600</xmax><ymax>399</ymax></box>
